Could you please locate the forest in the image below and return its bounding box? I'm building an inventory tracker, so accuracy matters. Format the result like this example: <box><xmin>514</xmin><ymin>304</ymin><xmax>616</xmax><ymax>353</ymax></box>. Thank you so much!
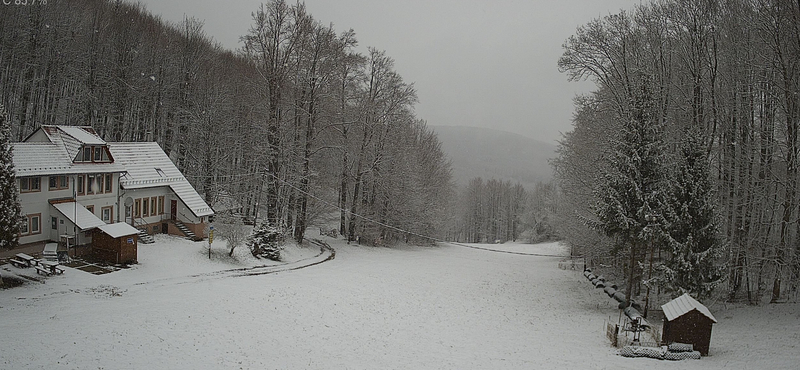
<box><xmin>0</xmin><ymin>0</ymin><xmax>454</xmax><ymax>245</ymax></box>
<box><xmin>554</xmin><ymin>0</ymin><xmax>800</xmax><ymax>305</ymax></box>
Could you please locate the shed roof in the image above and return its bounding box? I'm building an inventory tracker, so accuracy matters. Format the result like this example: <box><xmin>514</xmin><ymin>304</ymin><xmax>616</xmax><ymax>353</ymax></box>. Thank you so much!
<box><xmin>97</xmin><ymin>222</ymin><xmax>139</xmax><ymax>238</ymax></box>
<box><xmin>661</xmin><ymin>293</ymin><xmax>717</xmax><ymax>323</ymax></box>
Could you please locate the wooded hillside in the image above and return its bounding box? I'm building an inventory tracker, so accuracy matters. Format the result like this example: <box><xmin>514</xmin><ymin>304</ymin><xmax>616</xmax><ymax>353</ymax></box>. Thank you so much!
<box><xmin>555</xmin><ymin>0</ymin><xmax>800</xmax><ymax>304</ymax></box>
<box><xmin>0</xmin><ymin>0</ymin><xmax>453</xmax><ymax>244</ymax></box>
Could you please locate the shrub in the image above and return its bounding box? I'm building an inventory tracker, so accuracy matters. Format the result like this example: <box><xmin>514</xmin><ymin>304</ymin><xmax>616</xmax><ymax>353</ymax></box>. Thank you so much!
<box><xmin>248</xmin><ymin>224</ymin><xmax>284</xmax><ymax>261</ymax></box>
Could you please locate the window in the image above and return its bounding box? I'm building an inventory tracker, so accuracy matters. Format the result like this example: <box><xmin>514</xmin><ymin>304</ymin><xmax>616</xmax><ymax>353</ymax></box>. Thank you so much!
<box><xmin>30</xmin><ymin>215</ymin><xmax>40</xmax><ymax>234</ymax></box>
<box><xmin>142</xmin><ymin>198</ymin><xmax>149</xmax><ymax>217</ymax></box>
<box><xmin>20</xmin><ymin>214</ymin><xmax>41</xmax><ymax>236</ymax></box>
<box><xmin>87</xmin><ymin>175</ymin><xmax>95</xmax><ymax>194</ymax></box>
<box><xmin>94</xmin><ymin>147</ymin><xmax>102</xmax><ymax>161</ymax></box>
<box><xmin>105</xmin><ymin>174</ymin><xmax>113</xmax><ymax>193</ymax></box>
<box><xmin>158</xmin><ymin>196</ymin><xmax>165</xmax><ymax>215</ymax></box>
<box><xmin>49</xmin><ymin>176</ymin><xmax>68</xmax><ymax>190</ymax></box>
<box><xmin>86</xmin><ymin>205</ymin><xmax>94</xmax><ymax>214</ymax></box>
<box><xmin>134</xmin><ymin>199</ymin><xmax>141</xmax><ymax>218</ymax></box>
<box><xmin>77</xmin><ymin>175</ymin><xmax>84</xmax><ymax>195</ymax></box>
<box><xmin>83</xmin><ymin>147</ymin><xmax>91</xmax><ymax>162</ymax></box>
<box><xmin>51</xmin><ymin>216</ymin><xmax>57</xmax><ymax>230</ymax></box>
<box><xmin>150</xmin><ymin>197</ymin><xmax>157</xmax><ymax>216</ymax></box>
<box><xmin>19</xmin><ymin>177</ymin><xmax>41</xmax><ymax>193</ymax></box>
<box><xmin>102</xmin><ymin>206</ymin><xmax>112</xmax><ymax>223</ymax></box>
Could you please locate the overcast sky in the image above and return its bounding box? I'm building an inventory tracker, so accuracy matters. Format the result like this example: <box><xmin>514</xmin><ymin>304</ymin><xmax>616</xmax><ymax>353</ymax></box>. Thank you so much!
<box><xmin>137</xmin><ymin>0</ymin><xmax>641</xmax><ymax>145</ymax></box>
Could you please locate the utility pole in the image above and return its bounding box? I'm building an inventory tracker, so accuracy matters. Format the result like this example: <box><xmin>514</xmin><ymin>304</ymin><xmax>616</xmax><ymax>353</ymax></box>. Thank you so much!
<box><xmin>208</xmin><ymin>224</ymin><xmax>214</xmax><ymax>259</ymax></box>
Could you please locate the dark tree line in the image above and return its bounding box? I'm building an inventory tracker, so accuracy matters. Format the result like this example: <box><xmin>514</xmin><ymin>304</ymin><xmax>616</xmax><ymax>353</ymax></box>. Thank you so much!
<box><xmin>0</xmin><ymin>0</ymin><xmax>453</xmax><ymax>245</ymax></box>
<box><xmin>555</xmin><ymin>0</ymin><xmax>800</xmax><ymax>304</ymax></box>
<box><xmin>447</xmin><ymin>177</ymin><xmax>559</xmax><ymax>244</ymax></box>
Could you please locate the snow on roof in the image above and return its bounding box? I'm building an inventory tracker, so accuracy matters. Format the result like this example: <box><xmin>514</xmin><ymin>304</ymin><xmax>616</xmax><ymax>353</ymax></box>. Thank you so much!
<box><xmin>97</xmin><ymin>222</ymin><xmax>139</xmax><ymax>238</ymax></box>
<box><xmin>661</xmin><ymin>293</ymin><xmax>717</xmax><ymax>323</ymax></box>
<box><xmin>52</xmin><ymin>202</ymin><xmax>107</xmax><ymax>230</ymax></box>
<box><xmin>57</xmin><ymin>126</ymin><xmax>106</xmax><ymax>145</ymax></box>
<box><xmin>12</xmin><ymin>142</ymin><xmax>124</xmax><ymax>177</ymax></box>
<box><xmin>12</xmin><ymin>143</ymin><xmax>73</xmax><ymax>175</ymax></box>
<box><xmin>35</xmin><ymin>126</ymin><xmax>106</xmax><ymax>160</ymax></box>
<box><xmin>108</xmin><ymin>142</ymin><xmax>213</xmax><ymax>218</ymax></box>
<box><xmin>170</xmin><ymin>182</ymin><xmax>214</xmax><ymax>217</ymax></box>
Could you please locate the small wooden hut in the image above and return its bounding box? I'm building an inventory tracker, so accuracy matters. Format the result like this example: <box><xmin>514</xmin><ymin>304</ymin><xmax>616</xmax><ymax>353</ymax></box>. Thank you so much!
<box><xmin>92</xmin><ymin>223</ymin><xmax>140</xmax><ymax>264</ymax></box>
<box><xmin>661</xmin><ymin>293</ymin><xmax>717</xmax><ymax>355</ymax></box>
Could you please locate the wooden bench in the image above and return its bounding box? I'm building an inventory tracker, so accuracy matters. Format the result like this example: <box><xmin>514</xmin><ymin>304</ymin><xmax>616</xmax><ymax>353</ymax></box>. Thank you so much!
<box><xmin>15</xmin><ymin>253</ymin><xmax>38</xmax><ymax>267</ymax></box>
<box><xmin>39</xmin><ymin>261</ymin><xmax>64</xmax><ymax>275</ymax></box>
<box><xmin>35</xmin><ymin>265</ymin><xmax>52</xmax><ymax>276</ymax></box>
<box><xmin>9</xmin><ymin>258</ymin><xmax>28</xmax><ymax>268</ymax></box>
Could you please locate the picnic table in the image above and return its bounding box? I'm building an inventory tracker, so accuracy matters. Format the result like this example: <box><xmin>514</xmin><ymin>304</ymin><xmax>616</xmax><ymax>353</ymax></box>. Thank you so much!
<box><xmin>36</xmin><ymin>260</ymin><xmax>64</xmax><ymax>276</ymax></box>
<box><xmin>10</xmin><ymin>253</ymin><xmax>38</xmax><ymax>268</ymax></box>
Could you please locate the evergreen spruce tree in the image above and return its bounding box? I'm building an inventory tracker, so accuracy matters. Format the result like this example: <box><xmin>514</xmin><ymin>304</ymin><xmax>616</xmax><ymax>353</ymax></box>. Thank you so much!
<box><xmin>593</xmin><ymin>80</ymin><xmax>666</xmax><ymax>304</ymax></box>
<box><xmin>0</xmin><ymin>103</ymin><xmax>21</xmax><ymax>250</ymax></box>
<box><xmin>661</xmin><ymin>131</ymin><xmax>725</xmax><ymax>299</ymax></box>
<box><xmin>247</xmin><ymin>223</ymin><xmax>284</xmax><ymax>261</ymax></box>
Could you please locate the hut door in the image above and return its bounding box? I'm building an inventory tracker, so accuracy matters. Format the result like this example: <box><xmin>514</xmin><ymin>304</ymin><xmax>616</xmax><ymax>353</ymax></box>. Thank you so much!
<box><xmin>170</xmin><ymin>200</ymin><xmax>177</xmax><ymax>221</ymax></box>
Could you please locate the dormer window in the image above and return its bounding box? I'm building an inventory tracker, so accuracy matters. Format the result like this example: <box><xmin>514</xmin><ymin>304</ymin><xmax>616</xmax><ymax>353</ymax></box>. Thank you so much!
<box><xmin>76</xmin><ymin>145</ymin><xmax>111</xmax><ymax>163</ymax></box>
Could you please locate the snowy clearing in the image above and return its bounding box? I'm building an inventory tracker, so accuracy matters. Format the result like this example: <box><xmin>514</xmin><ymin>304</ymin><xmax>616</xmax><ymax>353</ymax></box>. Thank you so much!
<box><xmin>1</xmin><ymin>236</ymin><xmax>797</xmax><ymax>369</ymax></box>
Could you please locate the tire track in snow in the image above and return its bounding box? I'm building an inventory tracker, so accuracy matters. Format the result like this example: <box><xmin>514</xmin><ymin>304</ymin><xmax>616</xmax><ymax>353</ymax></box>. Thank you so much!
<box><xmin>137</xmin><ymin>239</ymin><xmax>336</xmax><ymax>286</ymax></box>
<box><xmin>13</xmin><ymin>240</ymin><xmax>336</xmax><ymax>302</ymax></box>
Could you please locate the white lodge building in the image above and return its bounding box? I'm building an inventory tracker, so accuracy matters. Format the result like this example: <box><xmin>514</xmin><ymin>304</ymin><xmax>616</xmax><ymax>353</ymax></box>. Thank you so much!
<box><xmin>12</xmin><ymin>125</ymin><xmax>213</xmax><ymax>263</ymax></box>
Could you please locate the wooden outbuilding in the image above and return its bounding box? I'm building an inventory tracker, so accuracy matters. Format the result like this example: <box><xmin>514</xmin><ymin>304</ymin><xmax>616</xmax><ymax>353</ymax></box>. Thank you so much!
<box><xmin>661</xmin><ymin>293</ymin><xmax>717</xmax><ymax>356</ymax></box>
<box><xmin>92</xmin><ymin>223</ymin><xmax>140</xmax><ymax>264</ymax></box>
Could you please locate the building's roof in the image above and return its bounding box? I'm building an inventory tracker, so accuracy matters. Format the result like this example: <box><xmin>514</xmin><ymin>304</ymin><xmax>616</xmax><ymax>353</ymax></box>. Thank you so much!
<box><xmin>34</xmin><ymin>125</ymin><xmax>105</xmax><ymax>161</ymax></box>
<box><xmin>12</xmin><ymin>126</ymin><xmax>124</xmax><ymax>177</ymax></box>
<box><xmin>52</xmin><ymin>202</ymin><xmax>107</xmax><ymax>231</ymax></box>
<box><xmin>12</xmin><ymin>142</ymin><xmax>124</xmax><ymax>177</ymax></box>
<box><xmin>58</xmin><ymin>126</ymin><xmax>105</xmax><ymax>145</ymax></box>
<box><xmin>661</xmin><ymin>293</ymin><xmax>717</xmax><ymax>323</ymax></box>
<box><xmin>97</xmin><ymin>222</ymin><xmax>139</xmax><ymax>238</ymax></box>
<box><xmin>108</xmin><ymin>142</ymin><xmax>213</xmax><ymax>217</ymax></box>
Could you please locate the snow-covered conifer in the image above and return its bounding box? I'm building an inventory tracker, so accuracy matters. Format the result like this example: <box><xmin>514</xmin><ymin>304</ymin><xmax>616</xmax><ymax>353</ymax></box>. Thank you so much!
<box><xmin>593</xmin><ymin>79</ymin><xmax>666</xmax><ymax>302</ymax></box>
<box><xmin>248</xmin><ymin>224</ymin><xmax>284</xmax><ymax>261</ymax></box>
<box><xmin>0</xmin><ymin>103</ymin><xmax>21</xmax><ymax>250</ymax></box>
<box><xmin>661</xmin><ymin>131</ymin><xmax>725</xmax><ymax>299</ymax></box>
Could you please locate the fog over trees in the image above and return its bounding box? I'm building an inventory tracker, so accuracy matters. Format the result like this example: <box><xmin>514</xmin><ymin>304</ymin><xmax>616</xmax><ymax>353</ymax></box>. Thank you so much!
<box><xmin>0</xmin><ymin>0</ymin><xmax>453</xmax><ymax>245</ymax></box>
<box><xmin>555</xmin><ymin>0</ymin><xmax>800</xmax><ymax>304</ymax></box>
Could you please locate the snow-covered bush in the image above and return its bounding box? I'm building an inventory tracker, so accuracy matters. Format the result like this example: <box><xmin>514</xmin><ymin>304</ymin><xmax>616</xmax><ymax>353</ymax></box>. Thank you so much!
<box><xmin>248</xmin><ymin>224</ymin><xmax>284</xmax><ymax>261</ymax></box>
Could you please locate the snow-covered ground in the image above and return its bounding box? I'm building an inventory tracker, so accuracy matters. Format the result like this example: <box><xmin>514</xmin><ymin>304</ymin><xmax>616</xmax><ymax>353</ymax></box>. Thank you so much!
<box><xmin>1</xmin><ymin>236</ymin><xmax>797</xmax><ymax>369</ymax></box>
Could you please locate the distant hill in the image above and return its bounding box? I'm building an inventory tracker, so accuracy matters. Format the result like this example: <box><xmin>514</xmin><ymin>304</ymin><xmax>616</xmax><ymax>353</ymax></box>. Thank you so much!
<box><xmin>430</xmin><ymin>126</ymin><xmax>556</xmax><ymax>189</ymax></box>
